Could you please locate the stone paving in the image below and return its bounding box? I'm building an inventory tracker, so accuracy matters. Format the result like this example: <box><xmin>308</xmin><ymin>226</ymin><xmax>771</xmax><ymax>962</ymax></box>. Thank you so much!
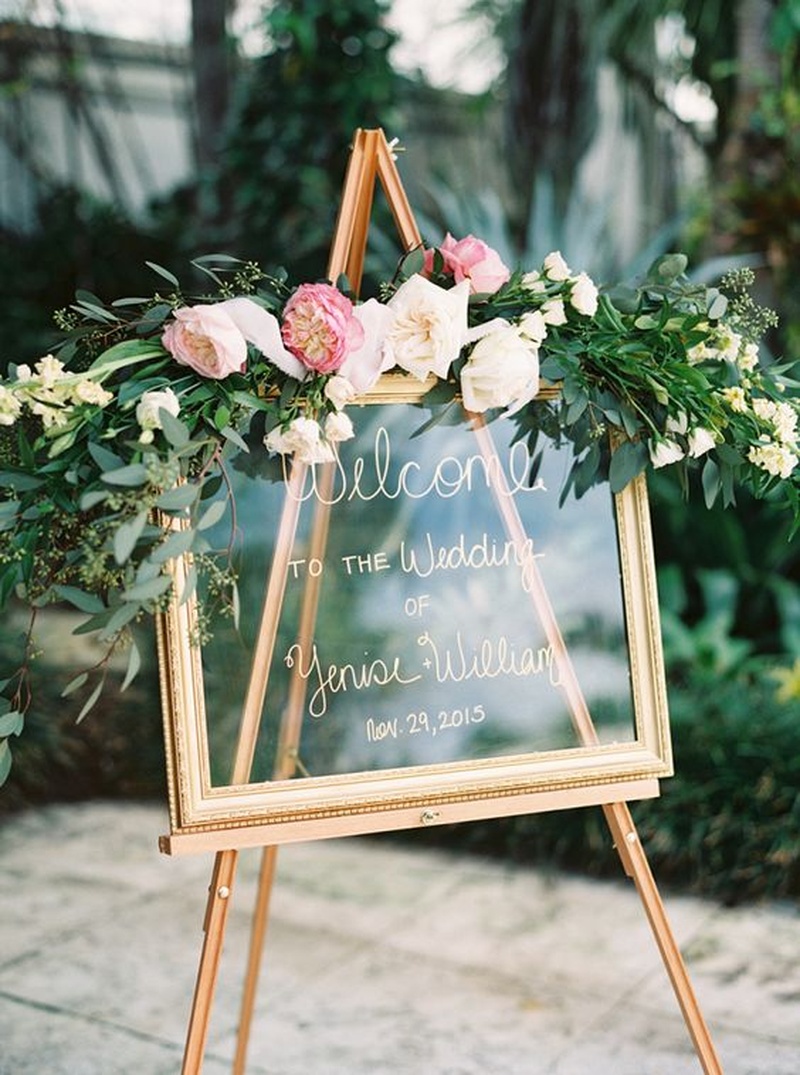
<box><xmin>1</xmin><ymin>801</ymin><xmax>799</xmax><ymax>1074</ymax></box>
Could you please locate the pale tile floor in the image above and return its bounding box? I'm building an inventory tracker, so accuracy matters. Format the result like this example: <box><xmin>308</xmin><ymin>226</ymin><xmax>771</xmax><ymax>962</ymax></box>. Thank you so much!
<box><xmin>1</xmin><ymin>802</ymin><xmax>798</xmax><ymax>1074</ymax></box>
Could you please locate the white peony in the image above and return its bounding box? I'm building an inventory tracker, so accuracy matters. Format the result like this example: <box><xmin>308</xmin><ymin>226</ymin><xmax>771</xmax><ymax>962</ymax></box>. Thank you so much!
<box><xmin>384</xmin><ymin>276</ymin><xmax>469</xmax><ymax>381</ymax></box>
<box><xmin>460</xmin><ymin>322</ymin><xmax>540</xmax><ymax>415</ymax></box>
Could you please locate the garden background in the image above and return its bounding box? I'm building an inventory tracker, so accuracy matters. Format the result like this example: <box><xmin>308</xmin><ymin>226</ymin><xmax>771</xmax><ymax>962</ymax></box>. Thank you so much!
<box><xmin>0</xmin><ymin>0</ymin><xmax>798</xmax><ymax>904</ymax></box>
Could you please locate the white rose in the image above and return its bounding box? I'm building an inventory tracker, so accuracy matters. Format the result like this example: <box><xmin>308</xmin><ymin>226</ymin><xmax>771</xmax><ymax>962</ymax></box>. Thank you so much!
<box><xmin>541</xmin><ymin>298</ymin><xmax>567</xmax><ymax>326</ymax></box>
<box><xmin>324</xmin><ymin>375</ymin><xmax>357</xmax><ymax>410</ymax></box>
<box><xmin>521</xmin><ymin>270</ymin><xmax>545</xmax><ymax>292</ymax></box>
<box><xmin>543</xmin><ymin>251</ymin><xmax>571</xmax><ymax>281</ymax></box>
<box><xmin>570</xmin><ymin>272</ymin><xmax>599</xmax><ymax>317</ymax></box>
<box><xmin>688</xmin><ymin>427</ymin><xmax>716</xmax><ymax>458</ymax></box>
<box><xmin>649</xmin><ymin>438</ymin><xmax>685</xmax><ymax>469</ymax></box>
<box><xmin>324</xmin><ymin>410</ymin><xmax>354</xmax><ymax>444</ymax></box>
<box><xmin>518</xmin><ymin>310</ymin><xmax>548</xmax><ymax>344</ymax></box>
<box><xmin>666</xmin><ymin>412</ymin><xmax>688</xmax><ymax>436</ymax></box>
<box><xmin>384</xmin><ymin>275</ymin><xmax>469</xmax><ymax>381</ymax></box>
<box><xmin>460</xmin><ymin>323</ymin><xmax>540</xmax><ymax>415</ymax></box>
<box><xmin>136</xmin><ymin>387</ymin><xmax>181</xmax><ymax>431</ymax></box>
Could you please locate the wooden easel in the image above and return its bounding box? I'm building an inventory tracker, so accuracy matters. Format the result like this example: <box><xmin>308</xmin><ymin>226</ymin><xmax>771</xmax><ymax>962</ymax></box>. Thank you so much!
<box><xmin>179</xmin><ymin>128</ymin><xmax>723</xmax><ymax>1074</ymax></box>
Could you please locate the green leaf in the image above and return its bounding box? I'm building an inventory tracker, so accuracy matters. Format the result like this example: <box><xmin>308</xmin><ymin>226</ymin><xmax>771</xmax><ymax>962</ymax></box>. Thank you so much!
<box><xmin>160</xmin><ymin>410</ymin><xmax>190</xmax><ymax>448</ymax></box>
<box><xmin>702</xmin><ymin>457</ymin><xmax>721</xmax><ymax>509</ymax></box>
<box><xmin>53</xmin><ymin>585</ymin><xmax>105</xmax><ymax>613</ymax></box>
<box><xmin>89</xmin><ymin>339</ymin><xmax>165</xmax><ymax>374</ymax></box>
<box><xmin>180</xmin><ymin>563</ymin><xmax>198</xmax><ymax>605</ymax></box>
<box><xmin>79</xmin><ymin>489</ymin><xmax>108</xmax><ymax>511</ymax></box>
<box><xmin>399</xmin><ymin>247</ymin><xmax>425</xmax><ymax>277</ymax></box>
<box><xmin>609</xmin><ymin>440</ymin><xmax>649</xmax><ymax>493</ymax></box>
<box><xmin>88</xmin><ymin>441</ymin><xmax>124</xmax><ymax>471</ymax></box>
<box><xmin>220</xmin><ymin>425</ymin><xmax>249</xmax><ymax>452</ymax></box>
<box><xmin>0</xmin><ymin>471</ymin><xmax>43</xmax><ymax>491</ymax></box>
<box><xmin>214</xmin><ymin>404</ymin><xmax>231</xmax><ymax>431</ymax></box>
<box><xmin>98</xmin><ymin>602</ymin><xmax>140</xmax><ymax>639</ymax></box>
<box><xmin>121</xmin><ymin>640</ymin><xmax>141</xmax><ymax>692</ymax></box>
<box><xmin>0</xmin><ymin>710</ymin><xmax>23</xmax><ymax>737</ymax></box>
<box><xmin>62</xmin><ymin>672</ymin><xmax>89</xmax><ymax>697</ymax></box>
<box><xmin>145</xmin><ymin>260</ymin><xmax>180</xmax><ymax>287</ymax></box>
<box><xmin>157</xmin><ymin>484</ymin><xmax>199</xmax><ymax>510</ymax></box>
<box><xmin>76</xmin><ymin>680</ymin><xmax>104</xmax><ymax>724</ymax></box>
<box><xmin>0</xmin><ymin>739</ymin><xmax>11</xmax><ymax>786</ymax></box>
<box><xmin>114</xmin><ymin>510</ymin><xmax>148</xmax><ymax>564</ymax></box>
<box><xmin>121</xmin><ymin>574</ymin><xmax>172</xmax><ymax>603</ymax></box>
<box><xmin>196</xmin><ymin>499</ymin><xmax>227</xmax><ymax>532</ymax></box>
<box><xmin>103</xmin><ymin>463</ymin><xmax>148</xmax><ymax>487</ymax></box>
<box><xmin>150</xmin><ymin>527</ymin><xmax>195</xmax><ymax>563</ymax></box>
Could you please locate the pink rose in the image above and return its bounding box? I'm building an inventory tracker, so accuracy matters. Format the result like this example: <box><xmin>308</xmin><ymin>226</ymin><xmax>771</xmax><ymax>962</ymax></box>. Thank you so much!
<box><xmin>162</xmin><ymin>304</ymin><xmax>247</xmax><ymax>379</ymax></box>
<box><xmin>281</xmin><ymin>283</ymin><xmax>364</xmax><ymax>374</ymax></box>
<box><xmin>424</xmin><ymin>233</ymin><xmax>511</xmax><ymax>295</ymax></box>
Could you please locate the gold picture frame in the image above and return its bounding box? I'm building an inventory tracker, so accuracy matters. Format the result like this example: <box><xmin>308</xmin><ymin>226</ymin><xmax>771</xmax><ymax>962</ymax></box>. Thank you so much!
<box><xmin>157</xmin><ymin>378</ymin><xmax>671</xmax><ymax>855</ymax></box>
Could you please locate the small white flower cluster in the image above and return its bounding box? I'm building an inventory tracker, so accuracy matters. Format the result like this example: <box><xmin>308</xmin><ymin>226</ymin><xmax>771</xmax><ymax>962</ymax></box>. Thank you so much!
<box><xmin>748</xmin><ymin>397</ymin><xmax>799</xmax><ymax>479</ymax></box>
<box><xmin>688</xmin><ymin>324</ymin><xmax>758</xmax><ymax>371</ymax></box>
<box><xmin>649</xmin><ymin>412</ymin><xmax>717</xmax><ymax>469</ymax></box>
<box><xmin>264</xmin><ymin>375</ymin><xmax>355</xmax><ymax>464</ymax></box>
<box><xmin>0</xmin><ymin>355</ymin><xmax>112</xmax><ymax>431</ymax></box>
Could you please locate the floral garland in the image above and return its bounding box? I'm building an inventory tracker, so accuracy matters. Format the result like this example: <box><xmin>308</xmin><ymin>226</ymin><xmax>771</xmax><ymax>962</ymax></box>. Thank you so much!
<box><xmin>0</xmin><ymin>233</ymin><xmax>797</xmax><ymax>773</ymax></box>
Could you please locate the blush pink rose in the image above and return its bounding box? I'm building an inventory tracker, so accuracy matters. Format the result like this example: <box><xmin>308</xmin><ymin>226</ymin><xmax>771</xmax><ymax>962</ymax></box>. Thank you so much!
<box><xmin>424</xmin><ymin>233</ymin><xmax>511</xmax><ymax>295</ymax></box>
<box><xmin>281</xmin><ymin>283</ymin><xmax>364</xmax><ymax>374</ymax></box>
<box><xmin>162</xmin><ymin>304</ymin><xmax>247</xmax><ymax>379</ymax></box>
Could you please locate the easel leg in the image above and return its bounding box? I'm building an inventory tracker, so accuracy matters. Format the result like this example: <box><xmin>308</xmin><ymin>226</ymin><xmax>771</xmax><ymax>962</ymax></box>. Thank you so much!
<box><xmin>603</xmin><ymin>802</ymin><xmax>724</xmax><ymax>1074</ymax></box>
<box><xmin>232</xmin><ymin>845</ymin><xmax>279</xmax><ymax>1075</ymax></box>
<box><xmin>182</xmin><ymin>849</ymin><xmax>239</xmax><ymax>1075</ymax></box>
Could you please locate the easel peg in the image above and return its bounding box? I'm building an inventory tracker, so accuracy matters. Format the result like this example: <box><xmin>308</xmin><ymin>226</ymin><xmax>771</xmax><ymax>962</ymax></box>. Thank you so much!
<box><xmin>217</xmin><ymin>886</ymin><xmax>231</xmax><ymax>900</ymax></box>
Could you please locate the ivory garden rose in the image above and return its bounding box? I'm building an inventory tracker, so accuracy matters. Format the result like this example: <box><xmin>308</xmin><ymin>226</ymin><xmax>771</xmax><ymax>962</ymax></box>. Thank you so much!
<box><xmin>460</xmin><ymin>323</ymin><xmax>540</xmax><ymax>414</ymax></box>
<box><xmin>162</xmin><ymin>304</ymin><xmax>248</xmax><ymax>379</ymax></box>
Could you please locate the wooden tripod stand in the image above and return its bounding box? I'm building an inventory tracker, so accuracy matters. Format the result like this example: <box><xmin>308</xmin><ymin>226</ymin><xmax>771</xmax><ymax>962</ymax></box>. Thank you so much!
<box><xmin>177</xmin><ymin>128</ymin><xmax>723</xmax><ymax>1075</ymax></box>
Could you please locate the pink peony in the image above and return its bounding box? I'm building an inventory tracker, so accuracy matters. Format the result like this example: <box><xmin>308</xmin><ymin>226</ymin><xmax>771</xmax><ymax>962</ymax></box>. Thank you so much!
<box><xmin>162</xmin><ymin>305</ymin><xmax>247</xmax><ymax>379</ymax></box>
<box><xmin>281</xmin><ymin>283</ymin><xmax>364</xmax><ymax>374</ymax></box>
<box><xmin>424</xmin><ymin>233</ymin><xmax>511</xmax><ymax>295</ymax></box>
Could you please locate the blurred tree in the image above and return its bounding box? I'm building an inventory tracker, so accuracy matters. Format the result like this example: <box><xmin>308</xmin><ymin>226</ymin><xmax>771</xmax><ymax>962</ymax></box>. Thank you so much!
<box><xmin>159</xmin><ymin>0</ymin><xmax>403</xmax><ymax>282</ymax></box>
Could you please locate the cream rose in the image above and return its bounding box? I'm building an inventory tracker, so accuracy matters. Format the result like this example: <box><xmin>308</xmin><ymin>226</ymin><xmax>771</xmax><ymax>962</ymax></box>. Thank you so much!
<box><xmin>136</xmin><ymin>387</ymin><xmax>181</xmax><ymax>431</ymax></box>
<box><xmin>384</xmin><ymin>276</ymin><xmax>469</xmax><ymax>381</ymax></box>
<box><xmin>460</xmin><ymin>322</ymin><xmax>540</xmax><ymax>414</ymax></box>
<box><xmin>687</xmin><ymin>427</ymin><xmax>716</xmax><ymax>458</ymax></box>
<box><xmin>570</xmin><ymin>272</ymin><xmax>599</xmax><ymax>317</ymax></box>
<box><xmin>543</xmin><ymin>251</ymin><xmax>571</xmax><ymax>281</ymax></box>
<box><xmin>649</xmin><ymin>438</ymin><xmax>685</xmax><ymax>468</ymax></box>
